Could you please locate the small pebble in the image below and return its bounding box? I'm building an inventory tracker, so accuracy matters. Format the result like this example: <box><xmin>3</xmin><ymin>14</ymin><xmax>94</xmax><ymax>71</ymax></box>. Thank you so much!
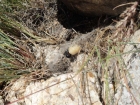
<box><xmin>68</xmin><ymin>45</ymin><xmax>81</xmax><ymax>55</ymax></box>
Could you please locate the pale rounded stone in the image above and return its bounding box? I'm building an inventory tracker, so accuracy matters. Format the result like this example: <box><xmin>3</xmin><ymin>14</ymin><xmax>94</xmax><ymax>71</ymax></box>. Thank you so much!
<box><xmin>68</xmin><ymin>45</ymin><xmax>81</xmax><ymax>55</ymax></box>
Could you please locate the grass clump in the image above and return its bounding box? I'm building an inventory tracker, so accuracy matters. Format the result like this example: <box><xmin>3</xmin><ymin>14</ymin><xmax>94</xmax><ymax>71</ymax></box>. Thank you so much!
<box><xmin>0</xmin><ymin>0</ymin><xmax>37</xmax><ymax>82</ymax></box>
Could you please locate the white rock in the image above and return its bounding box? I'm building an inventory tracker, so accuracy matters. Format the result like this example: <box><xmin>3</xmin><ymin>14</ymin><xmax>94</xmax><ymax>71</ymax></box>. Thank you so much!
<box><xmin>6</xmin><ymin>72</ymin><xmax>102</xmax><ymax>105</ymax></box>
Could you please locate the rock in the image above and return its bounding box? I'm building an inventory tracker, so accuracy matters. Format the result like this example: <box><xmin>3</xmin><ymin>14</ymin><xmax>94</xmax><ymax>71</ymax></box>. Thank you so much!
<box><xmin>5</xmin><ymin>54</ymin><xmax>101</xmax><ymax>105</ymax></box>
<box><xmin>24</xmin><ymin>72</ymin><xmax>101</xmax><ymax>105</ymax></box>
<box><xmin>116</xmin><ymin>29</ymin><xmax>140</xmax><ymax>105</ymax></box>
<box><xmin>6</xmin><ymin>73</ymin><xmax>101</xmax><ymax>105</ymax></box>
<box><xmin>59</xmin><ymin>0</ymin><xmax>137</xmax><ymax>15</ymax></box>
<box><xmin>123</xmin><ymin>29</ymin><xmax>140</xmax><ymax>65</ymax></box>
<box><xmin>0</xmin><ymin>96</ymin><xmax>4</xmax><ymax>105</ymax></box>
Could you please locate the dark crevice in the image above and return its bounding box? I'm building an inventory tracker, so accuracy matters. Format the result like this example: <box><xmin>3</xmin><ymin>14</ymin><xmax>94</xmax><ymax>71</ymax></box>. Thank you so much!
<box><xmin>97</xmin><ymin>76</ymin><xmax>105</xmax><ymax>105</ymax></box>
<box><xmin>56</xmin><ymin>0</ymin><xmax>116</xmax><ymax>34</ymax></box>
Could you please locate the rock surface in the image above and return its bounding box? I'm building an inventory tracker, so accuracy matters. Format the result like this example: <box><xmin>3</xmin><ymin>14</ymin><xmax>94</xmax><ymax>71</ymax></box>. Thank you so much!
<box><xmin>5</xmin><ymin>54</ymin><xmax>102</xmax><ymax>105</ymax></box>
<box><xmin>116</xmin><ymin>29</ymin><xmax>140</xmax><ymax>105</ymax></box>
<box><xmin>59</xmin><ymin>0</ymin><xmax>137</xmax><ymax>15</ymax></box>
